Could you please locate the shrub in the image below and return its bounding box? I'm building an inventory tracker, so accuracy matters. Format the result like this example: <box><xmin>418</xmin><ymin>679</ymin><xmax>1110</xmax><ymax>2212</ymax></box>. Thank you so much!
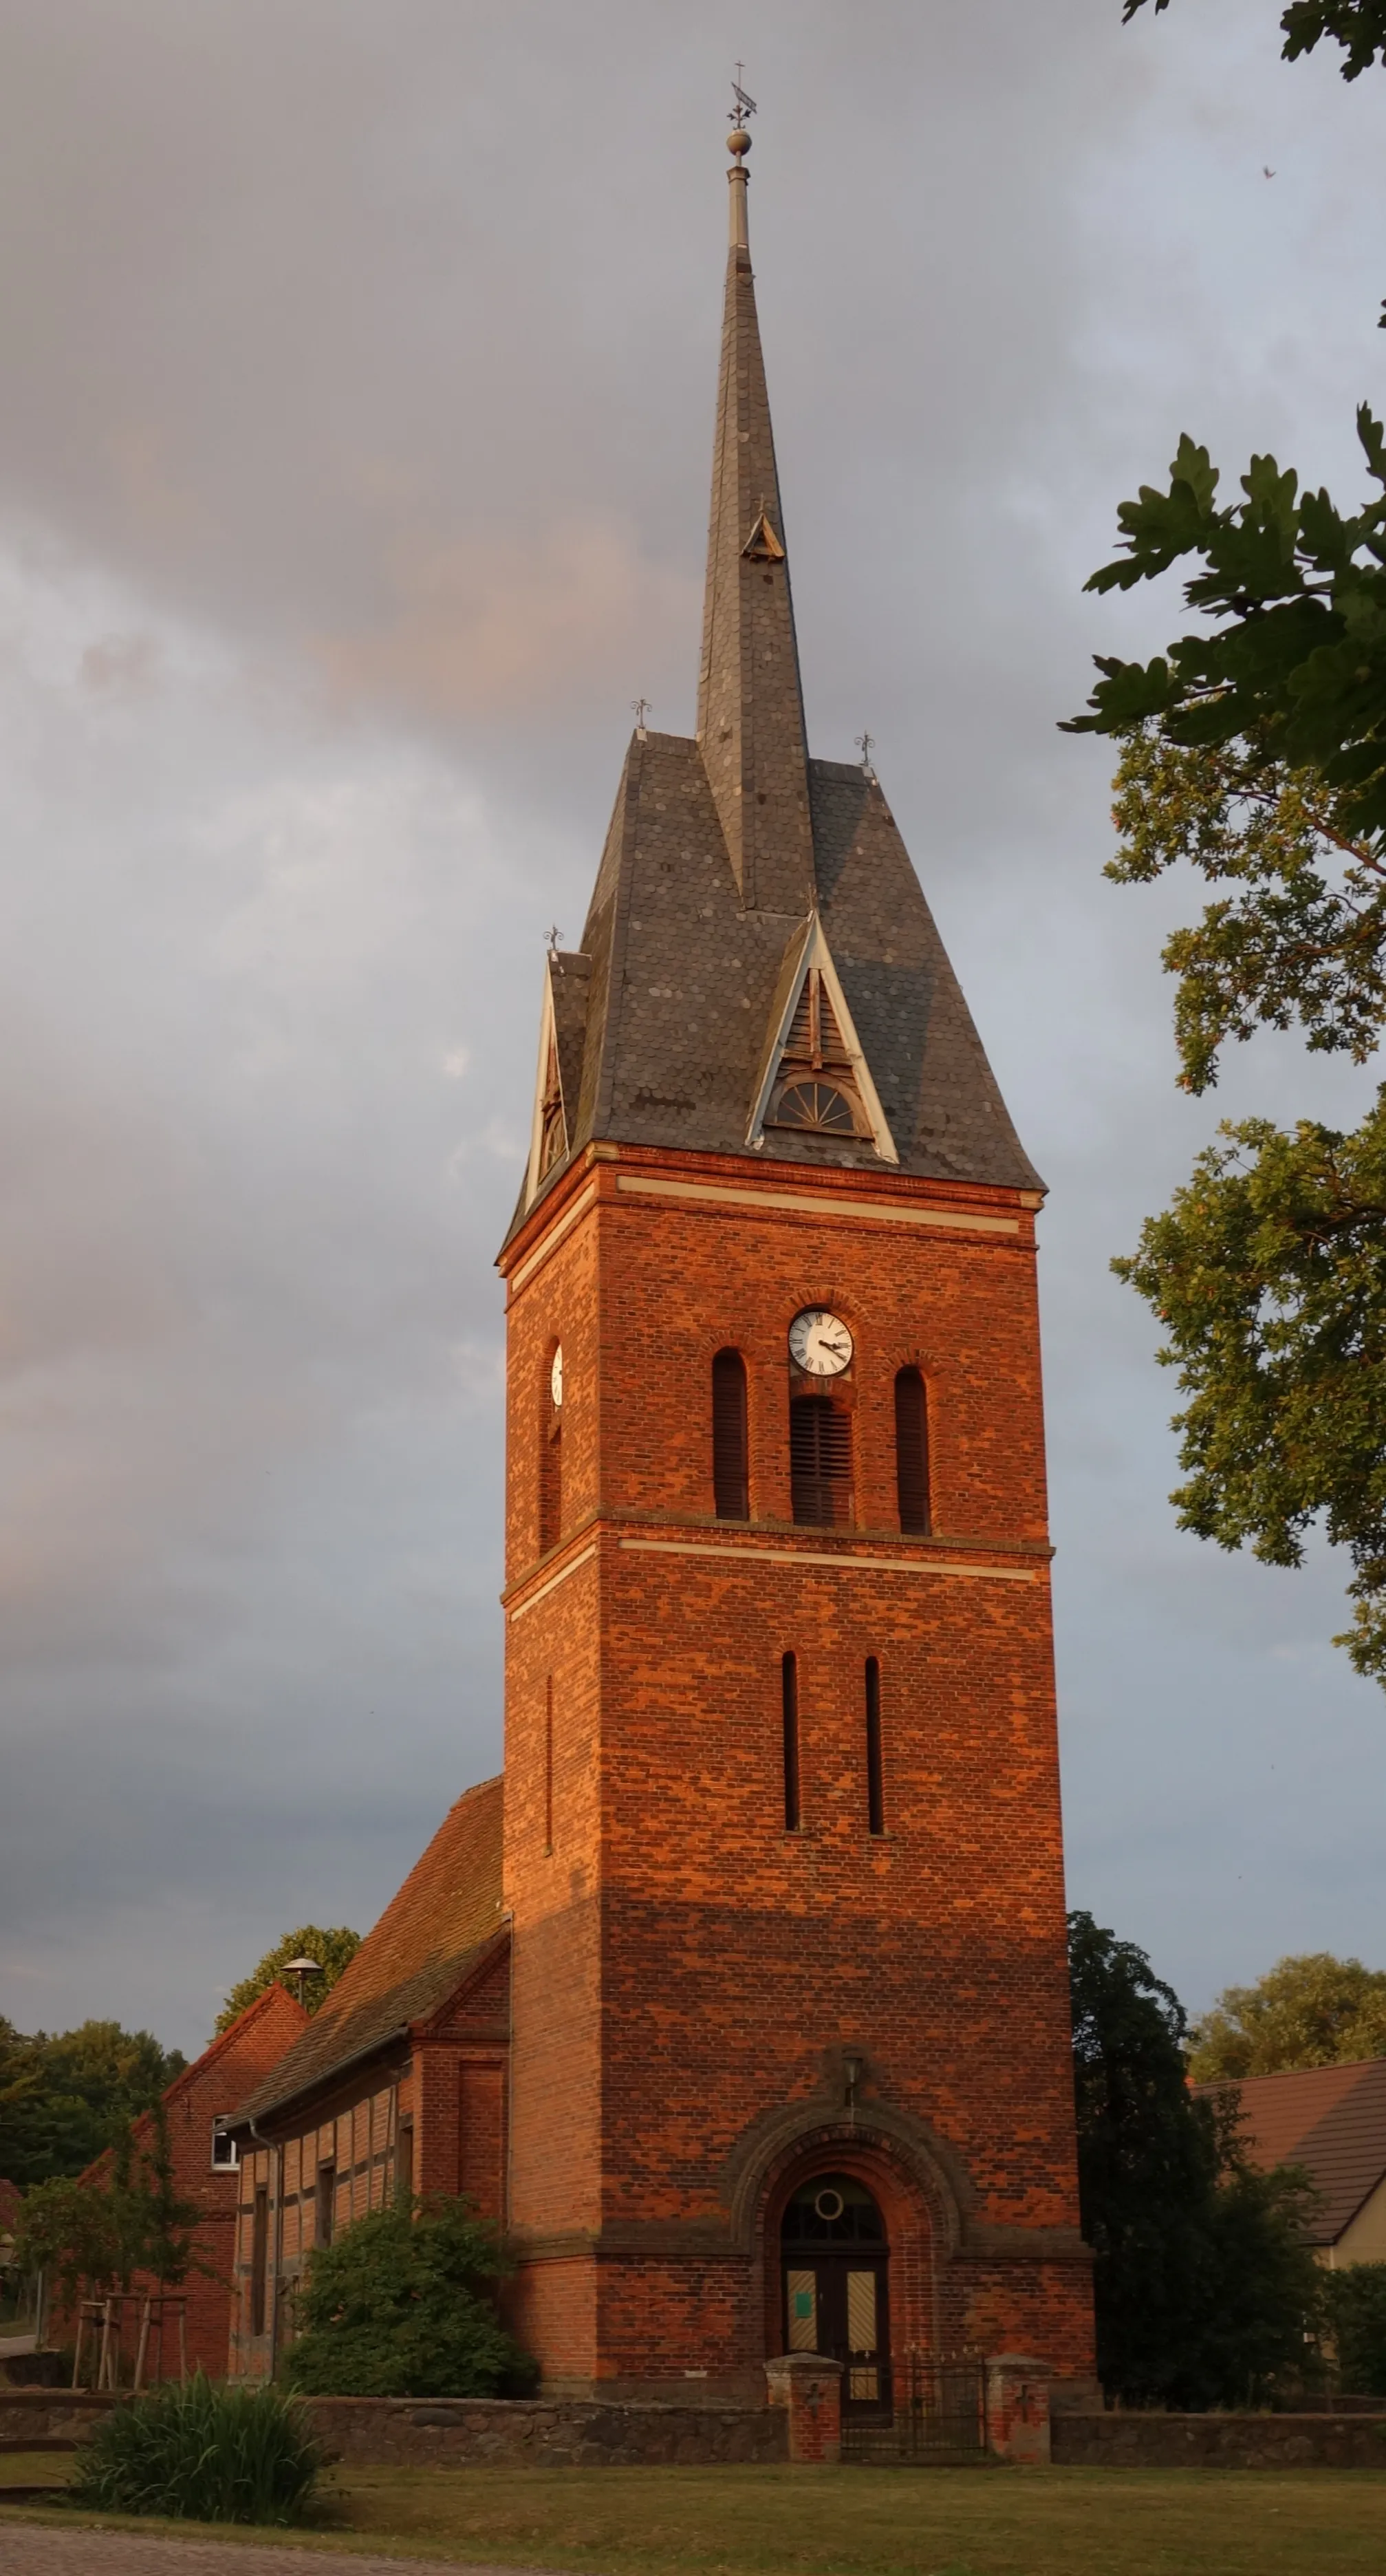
<box><xmin>67</xmin><ymin>2373</ymin><xmax>321</xmax><ymax>2524</ymax></box>
<box><xmin>1322</xmin><ymin>2262</ymin><xmax>1386</xmax><ymax>2396</ymax></box>
<box><xmin>284</xmin><ymin>2193</ymin><xmax>537</xmax><ymax>2398</ymax></box>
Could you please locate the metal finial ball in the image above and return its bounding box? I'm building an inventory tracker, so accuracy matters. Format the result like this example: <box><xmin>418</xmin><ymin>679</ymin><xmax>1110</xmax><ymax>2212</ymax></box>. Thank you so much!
<box><xmin>727</xmin><ymin>127</ymin><xmax>752</xmax><ymax>158</ymax></box>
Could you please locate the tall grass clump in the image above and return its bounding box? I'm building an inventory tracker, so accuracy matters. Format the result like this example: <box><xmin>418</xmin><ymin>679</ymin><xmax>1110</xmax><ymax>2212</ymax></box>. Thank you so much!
<box><xmin>68</xmin><ymin>2373</ymin><xmax>321</xmax><ymax>2524</ymax></box>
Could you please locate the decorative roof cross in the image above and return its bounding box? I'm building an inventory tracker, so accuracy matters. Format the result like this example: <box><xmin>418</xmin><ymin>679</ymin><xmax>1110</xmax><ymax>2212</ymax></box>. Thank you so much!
<box><xmin>855</xmin><ymin>731</ymin><xmax>876</xmax><ymax>778</ymax></box>
<box><xmin>631</xmin><ymin>697</ymin><xmax>651</xmax><ymax>738</ymax></box>
<box><xmin>730</xmin><ymin>65</ymin><xmax>757</xmax><ymax>125</ymax></box>
<box><xmin>545</xmin><ymin>924</ymin><xmax>564</xmax><ymax>954</ymax></box>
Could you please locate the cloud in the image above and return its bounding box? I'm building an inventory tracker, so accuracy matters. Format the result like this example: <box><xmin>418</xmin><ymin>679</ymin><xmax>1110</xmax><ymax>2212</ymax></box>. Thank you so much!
<box><xmin>314</xmin><ymin>513</ymin><xmax>698</xmax><ymax>723</ymax></box>
<box><xmin>1</xmin><ymin>0</ymin><xmax>1384</xmax><ymax>2052</ymax></box>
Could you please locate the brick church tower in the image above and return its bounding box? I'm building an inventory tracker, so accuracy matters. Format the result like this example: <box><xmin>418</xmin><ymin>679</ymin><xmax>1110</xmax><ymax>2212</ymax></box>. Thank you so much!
<box><xmin>497</xmin><ymin>116</ymin><xmax>1094</xmax><ymax>2403</ymax></box>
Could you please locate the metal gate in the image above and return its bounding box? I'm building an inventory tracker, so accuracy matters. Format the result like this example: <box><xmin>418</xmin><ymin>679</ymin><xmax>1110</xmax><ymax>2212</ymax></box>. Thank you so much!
<box><xmin>841</xmin><ymin>2350</ymin><xmax>988</xmax><ymax>2465</ymax></box>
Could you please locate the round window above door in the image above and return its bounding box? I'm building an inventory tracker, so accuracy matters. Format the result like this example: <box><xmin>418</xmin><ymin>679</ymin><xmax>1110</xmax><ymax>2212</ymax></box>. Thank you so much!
<box><xmin>780</xmin><ymin>2173</ymin><xmax>885</xmax><ymax>2245</ymax></box>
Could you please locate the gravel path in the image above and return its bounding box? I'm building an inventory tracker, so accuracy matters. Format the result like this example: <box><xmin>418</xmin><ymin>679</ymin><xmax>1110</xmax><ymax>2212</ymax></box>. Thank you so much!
<box><xmin>0</xmin><ymin>2526</ymin><xmax>561</xmax><ymax>2576</ymax></box>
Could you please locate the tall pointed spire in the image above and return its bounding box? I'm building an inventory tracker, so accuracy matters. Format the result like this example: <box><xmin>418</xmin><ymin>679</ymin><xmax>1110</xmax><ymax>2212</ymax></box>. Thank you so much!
<box><xmin>695</xmin><ymin>109</ymin><xmax>816</xmax><ymax>914</ymax></box>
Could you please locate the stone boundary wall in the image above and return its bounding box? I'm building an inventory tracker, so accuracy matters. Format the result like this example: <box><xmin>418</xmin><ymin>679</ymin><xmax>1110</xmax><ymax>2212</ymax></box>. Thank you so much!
<box><xmin>0</xmin><ymin>2391</ymin><xmax>116</xmax><ymax>2444</ymax></box>
<box><xmin>1053</xmin><ymin>2411</ymin><xmax>1386</xmax><ymax>2469</ymax></box>
<box><xmin>0</xmin><ymin>2385</ymin><xmax>786</xmax><ymax>2468</ymax></box>
<box><xmin>304</xmin><ymin>2395</ymin><xmax>787</xmax><ymax>2467</ymax></box>
<box><xmin>7</xmin><ymin>2383</ymin><xmax>1385</xmax><ymax>2470</ymax></box>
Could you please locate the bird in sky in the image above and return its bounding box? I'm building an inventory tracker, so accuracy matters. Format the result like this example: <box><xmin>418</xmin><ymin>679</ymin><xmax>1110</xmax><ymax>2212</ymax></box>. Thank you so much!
<box><xmin>1263</xmin><ymin>164</ymin><xmax>1276</xmax><ymax>178</ymax></box>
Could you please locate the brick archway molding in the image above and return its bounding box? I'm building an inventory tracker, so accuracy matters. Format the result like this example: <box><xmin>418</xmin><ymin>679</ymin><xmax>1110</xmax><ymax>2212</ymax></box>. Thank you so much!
<box><xmin>722</xmin><ymin>2088</ymin><xmax>973</xmax><ymax>2257</ymax></box>
<box><xmin>723</xmin><ymin>2081</ymin><xmax>975</xmax><ymax>2372</ymax></box>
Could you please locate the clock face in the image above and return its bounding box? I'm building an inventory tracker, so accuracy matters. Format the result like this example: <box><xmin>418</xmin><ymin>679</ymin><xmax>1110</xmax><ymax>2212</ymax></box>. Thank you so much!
<box><xmin>550</xmin><ymin>1346</ymin><xmax>563</xmax><ymax>1408</ymax></box>
<box><xmin>788</xmin><ymin>1307</ymin><xmax>854</xmax><ymax>1377</ymax></box>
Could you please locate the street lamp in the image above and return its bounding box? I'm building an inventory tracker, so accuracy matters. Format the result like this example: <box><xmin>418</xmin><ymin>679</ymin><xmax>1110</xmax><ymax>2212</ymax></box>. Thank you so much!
<box><xmin>281</xmin><ymin>1956</ymin><xmax>324</xmax><ymax>2014</ymax></box>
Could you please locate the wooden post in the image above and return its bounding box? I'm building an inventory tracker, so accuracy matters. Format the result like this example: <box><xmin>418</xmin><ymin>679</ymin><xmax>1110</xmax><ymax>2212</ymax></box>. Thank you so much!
<box><xmin>177</xmin><ymin>2297</ymin><xmax>187</xmax><ymax>2384</ymax></box>
<box><xmin>97</xmin><ymin>2297</ymin><xmax>113</xmax><ymax>2392</ymax></box>
<box><xmin>71</xmin><ymin>2304</ymin><xmax>85</xmax><ymax>2392</ymax></box>
<box><xmin>133</xmin><ymin>2297</ymin><xmax>151</xmax><ymax>2393</ymax></box>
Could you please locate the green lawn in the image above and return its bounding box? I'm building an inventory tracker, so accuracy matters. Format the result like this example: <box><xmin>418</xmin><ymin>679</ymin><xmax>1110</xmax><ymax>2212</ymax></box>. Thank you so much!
<box><xmin>5</xmin><ymin>2463</ymin><xmax>1386</xmax><ymax>2573</ymax></box>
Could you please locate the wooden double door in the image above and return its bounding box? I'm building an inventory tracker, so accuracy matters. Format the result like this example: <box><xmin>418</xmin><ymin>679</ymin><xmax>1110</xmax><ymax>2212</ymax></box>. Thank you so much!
<box><xmin>783</xmin><ymin>2248</ymin><xmax>891</xmax><ymax>2417</ymax></box>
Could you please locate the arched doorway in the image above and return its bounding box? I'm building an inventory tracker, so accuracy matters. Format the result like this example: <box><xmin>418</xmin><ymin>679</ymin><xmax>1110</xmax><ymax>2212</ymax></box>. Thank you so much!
<box><xmin>780</xmin><ymin>2174</ymin><xmax>890</xmax><ymax>2418</ymax></box>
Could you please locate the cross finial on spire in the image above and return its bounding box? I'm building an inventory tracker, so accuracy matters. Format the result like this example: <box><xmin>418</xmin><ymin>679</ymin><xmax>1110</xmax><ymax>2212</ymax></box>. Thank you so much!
<box><xmin>856</xmin><ymin>731</ymin><xmax>876</xmax><ymax>780</ymax></box>
<box><xmin>545</xmin><ymin>923</ymin><xmax>564</xmax><ymax>954</ymax></box>
<box><xmin>729</xmin><ymin>65</ymin><xmax>757</xmax><ymax>127</ymax></box>
<box><xmin>631</xmin><ymin>697</ymin><xmax>651</xmax><ymax>739</ymax></box>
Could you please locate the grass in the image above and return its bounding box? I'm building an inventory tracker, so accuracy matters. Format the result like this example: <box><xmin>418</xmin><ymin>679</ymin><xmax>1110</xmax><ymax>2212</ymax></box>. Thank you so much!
<box><xmin>4</xmin><ymin>2462</ymin><xmax>1386</xmax><ymax>2572</ymax></box>
<box><xmin>0</xmin><ymin>2452</ymin><xmax>73</xmax><ymax>2494</ymax></box>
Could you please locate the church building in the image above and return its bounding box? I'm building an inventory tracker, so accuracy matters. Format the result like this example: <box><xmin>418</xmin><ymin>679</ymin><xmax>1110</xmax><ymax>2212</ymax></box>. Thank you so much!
<box><xmin>229</xmin><ymin>116</ymin><xmax>1094</xmax><ymax>2409</ymax></box>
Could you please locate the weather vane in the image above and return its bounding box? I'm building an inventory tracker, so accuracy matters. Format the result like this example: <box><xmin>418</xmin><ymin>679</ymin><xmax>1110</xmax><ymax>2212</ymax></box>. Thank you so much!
<box><xmin>546</xmin><ymin>924</ymin><xmax>564</xmax><ymax>954</ymax></box>
<box><xmin>856</xmin><ymin>731</ymin><xmax>876</xmax><ymax>777</ymax></box>
<box><xmin>729</xmin><ymin>64</ymin><xmax>757</xmax><ymax>125</ymax></box>
<box><xmin>631</xmin><ymin>696</ymin><xmax>651</xmax><ymax>737</ymax></box>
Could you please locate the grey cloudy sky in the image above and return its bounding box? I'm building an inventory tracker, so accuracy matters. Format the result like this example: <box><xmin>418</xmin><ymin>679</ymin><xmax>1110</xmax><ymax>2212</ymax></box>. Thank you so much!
<box><xmin>1</xmin><ymin>0</ymin><xmax>1382</xmax><ymax>2057</ymax></box>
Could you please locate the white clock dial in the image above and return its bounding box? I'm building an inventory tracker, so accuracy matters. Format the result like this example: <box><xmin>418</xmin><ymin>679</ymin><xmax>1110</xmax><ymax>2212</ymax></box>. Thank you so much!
<box><xmin>550</xmin><ymin>1346</ymin><xmax>564</xmax><ymax>1408</ymax></box>
<box><xmin>788</xmin><ymin>1307</ymin><xmax>854</xmax><ymax>1377</ymax></box>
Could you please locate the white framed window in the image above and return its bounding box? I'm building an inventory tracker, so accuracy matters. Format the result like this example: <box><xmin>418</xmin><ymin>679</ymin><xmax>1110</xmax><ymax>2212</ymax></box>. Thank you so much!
<box><xmin>211</xmin><ymin>2121</ymin><xmax>239</xmax><ymax>2171</ymax></box>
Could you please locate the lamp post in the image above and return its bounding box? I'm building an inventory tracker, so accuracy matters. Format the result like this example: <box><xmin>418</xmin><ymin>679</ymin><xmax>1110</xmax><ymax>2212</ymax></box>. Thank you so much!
<box><xmin>281</xmin><ymin>1956</ymin><xmax>324</xmax><ymax>2014</ymax></box>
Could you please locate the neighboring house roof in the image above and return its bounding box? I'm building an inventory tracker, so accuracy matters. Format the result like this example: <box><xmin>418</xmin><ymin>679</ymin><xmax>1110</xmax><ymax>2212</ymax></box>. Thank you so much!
<box><xmin>80</xmin><ymin>1980</ymin><xmax>308</xmax><ymax>2187</ymax></box>
<box><xmin>235</xmin><ymin>1774</ymin><xmax>505</xmax><ymax>2129</ymax></box>
<box><xmin>1197</xmin><ymin>2058</ymin><xmax>1386</xmax><ymax>2245</ymax></box>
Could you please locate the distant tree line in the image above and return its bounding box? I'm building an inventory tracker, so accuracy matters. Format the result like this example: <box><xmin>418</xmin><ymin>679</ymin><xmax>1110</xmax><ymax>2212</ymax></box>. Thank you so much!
<box><xmin>0</xmin><ymin>2019</ymin><xmax>186</xmax><ymax>2192</ymax></box>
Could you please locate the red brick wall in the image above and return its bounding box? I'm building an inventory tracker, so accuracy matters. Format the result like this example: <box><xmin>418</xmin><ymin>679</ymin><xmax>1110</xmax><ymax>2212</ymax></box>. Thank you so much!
<box><xmin>501</xmin><ymin>1143</ymin><xmax>1093</xmax><ymax>2394</ymax></box>
<box><xmin>67</xmin><ymin>1983</ymin><xmax>306</xmax><ymax>2381</ymax></box>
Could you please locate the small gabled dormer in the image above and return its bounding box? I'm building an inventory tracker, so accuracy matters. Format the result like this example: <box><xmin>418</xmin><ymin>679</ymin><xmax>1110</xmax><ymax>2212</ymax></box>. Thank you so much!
<box><xmin>523</xmin><ymin>949</ymin><xmax>592</xmax><ymax>1209</ymax></box>
<box><xmin>747</xmin><ymin>914</ymin><xmax>898</xmax><ymax>1163</ymax></box>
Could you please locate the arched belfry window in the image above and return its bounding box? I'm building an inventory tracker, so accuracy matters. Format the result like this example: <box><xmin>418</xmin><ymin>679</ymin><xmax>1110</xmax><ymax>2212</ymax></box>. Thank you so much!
<box><xmin>539</xmin><ymin>1344</ymin><xmax>563</xmax><ymax>1556</ymax></box>
<box><xmin>894</xmin><ymin>1367</ymin><xmax>930</xmax><ymax>1534</ymax></box>
<box><xmin>712</xmin><ymin>1350</ymin><xmax>749</xmax><ymax>1521</ymax></box>
<box><xmin>790</xmin><ymin>1395</ymin><xmax>852</xmax><ymax>1527</ymax></box>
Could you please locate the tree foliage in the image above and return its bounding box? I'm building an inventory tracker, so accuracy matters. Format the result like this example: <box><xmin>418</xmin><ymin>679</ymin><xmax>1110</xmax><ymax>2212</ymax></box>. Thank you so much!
<box><xmin>1321</xmin><ymin>2262</ymin><xmax>1386</xmax><ymax>2394</ymax></box>
<box><xmin>215</xmin><ymin>1926</ymin><xmax>360</xmax><ymax>2035</ymax></box>
<box><xmin>1112</xmin><ymin>1095</ymin><xmax>1386</xmax><ymax>1676</ymax></box>
<box><xmin>1070</xmin><ymin>1911</ymin><xmax>1323</xmax><ymax>2405</ymax></box>
<box><xmin>1189</xmin><ymin>1951</ymin><xmax>1386</xmax><ymax>2079</ymax></box>
<box><xmin>283</xmin><ymin>2194</ymin><xmax>537</xmax><ymax>2400</ymax></box>
<box><xmin>1122</xmin><ymin>2</ymin><xmax>1386</xmax><ymax>89</ymax></box>
<box><xmin>0</xmin><ymin>2018</ymin><xmax>186</xmax><ymax>2191</ymax></box>
<box><xmin>12</xmin><ymin>2105</ymin><xmax>203</xmax><ymax>2317</ymax></box>
<box><xmin>1069</xmin><ymin>14</ymin><xmax>1386</xmax><ymax>1677</ymax></box>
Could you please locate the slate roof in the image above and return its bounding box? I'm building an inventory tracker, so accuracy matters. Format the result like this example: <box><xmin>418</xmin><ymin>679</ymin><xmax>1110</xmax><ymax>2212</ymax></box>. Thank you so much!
<box><xmin>504</xmin><ymin>735</ymin><xmax>1041</xmax><ymax>1247</ymax></box>
<box><xmin>505</xmin><ymin>142</ymin><xmax>1039</xmax><ymax>1250</ymax></box>
<box><xmin>1195</xmin><ymin>2058</ymin><xmax>1386</xmax><ymax>2245</ymax></box>
<box><xmin>235</xmin><ymin>1776</ymin><xmax>505</xmax><ymax>2127</ymax></box>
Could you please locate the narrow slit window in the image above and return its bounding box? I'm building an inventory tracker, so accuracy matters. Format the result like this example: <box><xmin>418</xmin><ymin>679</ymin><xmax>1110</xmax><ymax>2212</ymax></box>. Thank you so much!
<box><xmin>782</xmin><ymin>1651</ymin><xmax>801</xmax><ymax>1831</ymax></box>
<box><xmin>894</xmin><ymin>1368</ymin><xmax>931</xmax><ymax>1534</ymax></box>
<box><xmin>544</xmin><ymin>1673</ymin><xmax>554</xmax><ymax>1854</ymax></box>
<box><xmin>790</xmin><ymin>1395</ymin><xmax>852</xmax><ymax>1527</ymax></box>
<box><xmin>395</xmin><ymin>2120</ymin><xmax>414</xmax><ymax>2207</ymax></box>
<box><xmin>250</xmin><ymin>2185</ymin><xmax>268</xmax><ymax>2337</ymax></box>
<box><xmin>712</xmin><ymin>1349</ymin><xmax>749</xmax><ymax>1520</ymax></box>
<box><xmin>865</xmin><ymin>1656</ymin><xmax>885</xmax><ymax>1837</ymax></box>
<box><xmin>539</xmin><ymin>1387</ymin><xmax>562</xmax><ymax>1554</ymax></box>
<box><xmin>316</xmin><ymin>2164</ymin><xmax>336</xmax><ymax>2248</ymax></box>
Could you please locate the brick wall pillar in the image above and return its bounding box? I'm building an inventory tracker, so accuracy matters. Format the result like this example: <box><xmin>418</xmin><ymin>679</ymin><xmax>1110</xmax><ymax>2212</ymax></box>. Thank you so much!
<box><xmin>985</xmin><ymin>2354</ymin><xmax>1051</xmax><ymax>2465</ymax></box>
<box><xmin>764</xmin><ymin>2354</ymin><xmax>843</xmax><ymax>2464</ymax></box>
